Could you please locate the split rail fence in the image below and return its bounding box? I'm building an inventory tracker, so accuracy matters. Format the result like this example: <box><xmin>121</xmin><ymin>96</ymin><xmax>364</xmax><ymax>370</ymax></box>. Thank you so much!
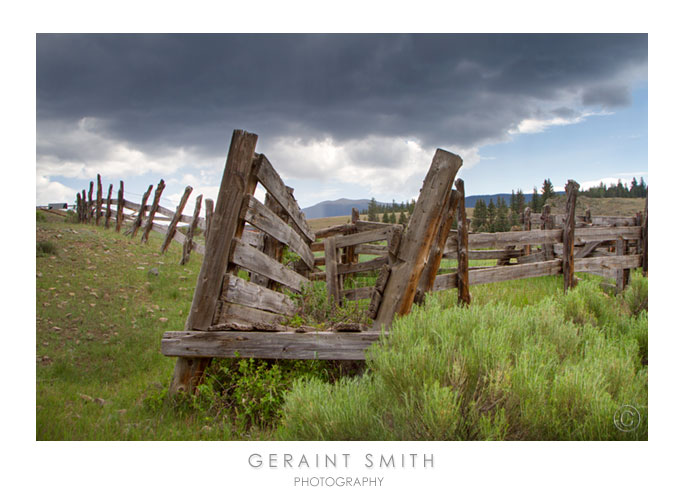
<box><xmin>63</xmin><ymin>128</ymin><xmax>647</xmax><ymax>395</ymax></box>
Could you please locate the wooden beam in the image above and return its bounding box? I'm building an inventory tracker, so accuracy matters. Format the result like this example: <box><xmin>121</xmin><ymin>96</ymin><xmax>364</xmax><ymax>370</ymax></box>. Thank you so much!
<box><xmin>231</xmin><ymin>238</ymin><xmax>309</xmax><ymax>293</ymax></box>
<box><xmin>161</xmin><ymin>186</ymin><xmax>193</xmax><ymax>253</ymax></box>
<box><xmin>642</xmin><ymin>193</ymin><xmax>648</xmax><ymax>275</ymax></box>
<box><xmin>324</xmin><ymin>237</ymin><xmax>340</xmax><ymax>306</ymax></box>
<box><xmin>541</xmin><ymin>203</ymin><xmax>554</xmax><ymax>260</ymax></box>
<box><xmin>162</xmin><ymin>330</ymin><xmax>383</xmax><ymax>361</ymax></box>
<box><xmin>373</xmin><ymin>149</ymin><xmax>463</xmax><ymax>329</ymax></box>
<box><xmin>465</xmin><ymin>229</ymin><xmax>563</xmax><ymax>250</ymax></box>
<box><xmin>87</xmin><ymin>181</ymin><xmax>94</xmax><ymax>222</ymax></box>
<box><xmin>221</xmin><ymin>274</ymin><xmax>298</xmax><ymax>316</ymax></box>
<box><xmin>95</xmin><ymin>174</ymin><xmax>103</xmax><ymax>225</ymax></box>
<box><xmin>129</xmin><ymin>184</ymin><xmax>153</xmax><ymax>238</ymax></box>
<box><xmin>171</xmin><ymin>130</ymin><xmax>259</xmax><ymax>396</ymax></box>
<box><xmin>563</xmin><ymin>180</ymin><xmax>579</xmax><ymax>292</ymax></box>
<box><xmin>615</xmin><ymin>236</ymin><xmax>629</xmax><ymax>293</ymax></box>
<box><xmin>455</xmin><ymin>179</ymin><xmax>470</xmax><ymax>305</ymax></box>
<box><xmin>242</xmin><ymin>194</ymin><xmax>315</xmax><ymax>270</ymax></box>
<box><xmin>337</xmin><ymin>255</ymin><xmax>389</xmax><ymax>275</ymax></box>
<box><xmin>469</xmin><ymin>259</ymin><xmax>563</xmax><ymax>286</ymax></box>
<box><xmin>204</xmin><ymin>198</ymin><xmax>214</xmax><ymax>245</ymax></box>
<box><xmin>575</xmin><ymin>254</ymin><xmax>642</xmax><ymax>273</ymax></box>
<box><xmin>523</xmin><ymin>206</ymin><xmax>532</xmax><ymax>256</ymax></box>
<box><xmin>333</xmin><ymin>226</ymin><xmax>394</xmax><ymax>249</ymax></box>
<box><xmin>315</xmin><ymin>223</ymin><xmax>356</xmax><ymax>239</ymax></box>
<box><xmin>254</xmin><ymin>154</ymin><xmax>315</xmax><ymax>243</ymax></box>
<box><xmin>181</xmin><ymin>194</ymin><xmax>203</xmax><ymax>265</ymax></box>
<box><xmin>141</xmin><ymin>179</ymin><xmax>166</xmax><ymax>244</ymax></box>
<box><xmin>104</xmin><ymin>184</ymin><xmax>113</xmax><ymax>229</ymax></box>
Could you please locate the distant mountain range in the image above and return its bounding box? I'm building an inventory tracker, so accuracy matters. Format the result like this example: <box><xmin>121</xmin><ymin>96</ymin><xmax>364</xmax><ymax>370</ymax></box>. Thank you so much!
<box><xmin>302</xmin><ymin>194</ymin><xmax>538</xmax><ymax>219</ymax></box>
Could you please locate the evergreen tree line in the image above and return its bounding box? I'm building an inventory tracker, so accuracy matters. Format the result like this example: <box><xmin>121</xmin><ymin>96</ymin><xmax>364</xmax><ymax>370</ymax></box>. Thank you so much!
<box><xmin>361</xmin><ymin>198</ymin><xmax>416</xmax><ymax>225</ymax></box>
<box><xmin>579</xmin><ymin>177</ymin><xmax>647</xmax><ymax>199</ymax></box>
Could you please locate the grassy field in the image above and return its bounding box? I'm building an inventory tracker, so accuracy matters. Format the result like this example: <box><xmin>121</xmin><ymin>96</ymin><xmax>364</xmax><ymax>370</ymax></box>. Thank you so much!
<box><xmin>36</xmin><ymin>210</ymin><xmax>647</xmax><ymax>440</ymax></box>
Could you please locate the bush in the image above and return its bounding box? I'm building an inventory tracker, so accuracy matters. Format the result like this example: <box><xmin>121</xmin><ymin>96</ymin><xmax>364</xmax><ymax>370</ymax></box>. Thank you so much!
<box><xmin>36</xmin><ymin>241</ymin><xmax>58</xmax><ymax>257</ymax></box>
<box><xmin>278</xmin><ymin>281</ymin><xmax>647</xmax><ymax>441</ymax></box>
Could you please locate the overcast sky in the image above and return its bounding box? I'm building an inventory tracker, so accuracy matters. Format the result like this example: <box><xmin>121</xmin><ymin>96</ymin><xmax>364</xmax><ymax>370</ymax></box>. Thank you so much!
<box><xmin>36</xmin><ymin>34</ymin><xmax>647</xmax><ymax>211</ymax></box>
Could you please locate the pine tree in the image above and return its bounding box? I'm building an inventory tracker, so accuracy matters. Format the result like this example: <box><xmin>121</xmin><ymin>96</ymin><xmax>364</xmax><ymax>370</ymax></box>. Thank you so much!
<box><xmin>487</xmin><ymin>199</ymin><xmax>496</xmax><ymax>231</ymax></box>
<box><xmin>516</xmin><ymin>189</ymin><xmax>527</xmax><ymax>214</ymax></box>
<box><xmin>398</xmin><ymin>211</ymin><xmax>408</xmax><ymax>225</ymax></box>
<box><xmin>367</xmin><ymin>198</ymin><xmax>379</xmax><ymax>222</ymax></box>
<box><xmin>531</xmin><ymin>187</ymin><xmax>542</xmax><ymax>213</ymax></box>
<box><xmin>389</xmin><ymin>212</ymin><xmax>397</xmax><ymax>224</ymax></box>
<box><xmin>381</xmin><ymin>211</ymin><xmax>390</xmax><ymax>223</ymax></box>
<box><xmin>472</xmin><ymin>199</ymin><xmax>488</xmax><ymax>232</ymax></box>
<box><xmin>494</xmin><ymin>197</ymin><xmax>510</xmax><ymax>232</ymax></box>
<box><xmin>541</xmin><ymin>178</ymin><xmax>555</xmax><ymax>206</ymax></box>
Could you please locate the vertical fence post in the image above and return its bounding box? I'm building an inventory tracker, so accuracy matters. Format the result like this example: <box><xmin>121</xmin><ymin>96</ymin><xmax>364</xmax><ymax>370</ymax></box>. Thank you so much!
<box><xmin>76</xmin><ymin>193</ymin><xmax>83</xmax><ymax>222</ymax></box>
<box><xmin>95</xmin><ymin>174</ymin><xmax>103</xmax><ymax>225</ymax></box>
<box><xmin>81</xmin><ymin>189</ymin><xmax>87</xmax><ymax>223</ymax></box>
<box><xmin>129</xmin><ymin>184</ymin><xmax>153</xmax><ymax>238</ymax></box>
<box><xmin>523</xmin><ymin>207</ymin><xmax>531</xmax><ymax>256</ymax></box>
<box><xmin>456</xmin><ymin>179</ymin><xmax>471</xmax><ymax>306</ymax></box>
<box><xmin>584</xmin><ymin>208</ymin><xmax>592</xmax><ymax>225</ymax></box>
<box><xmin>141</xmin><ymin>180</ymin><xmax>166</xmax><ymax>244</ymax></box>
<box><xmin>161</xmin><ymin>186</ymin><xmax>193</xmax><ymax>253</ymax></box>
<box><xmin>541</xmin><ymin>203</ymin><xmax>554</xmax><ymax>260</ymax></box>
<box><xmin>116</xmin><ymin>181</ymin><xmax>124</xmax><ymax>232</ymax></box>
<box><xmin>87</xmin><ymin>181</ymin><xmax>94</xmax><ymax>223</ymax></box>
<box><xmin>104</xmin><ymin>184</ymin><xmax>113</xmax><ymax>228</ymax></box>
<box><xmin>562</xmin><ymin>180</ymin><xmax>579</xmax><ymax>292</ymax></box>
<box><xmin>372</xmin><ymin>149</ymin><xmax>462</xmax><ymax>330</ymax></box>
<box><xmin>616</xmin><ymin>236</ymin><xmax>629</xmax><ymax>293</ymax></box>
<box><xmin>181</xmin><ymin>194</ymin><xmax>203</xmax><ymax>265</ymax></box>
<box><xmin>203</xmin><ymin>198</ymin><xmax>214</xmax><ymax>246</ymax></box>
<box><xmin>324</xmin><ymin>237</ymin><xmax>341</xmax><ymax>306</ymax></box>
<box><xmin>350</xmin><ymin>208</ymin><xmax>360</xmax><ymax>264</ymax></box>
<box><xmin>170</xmin><ymin>130</ymin><xmax>259</xmax><ymax>396</ymax></box>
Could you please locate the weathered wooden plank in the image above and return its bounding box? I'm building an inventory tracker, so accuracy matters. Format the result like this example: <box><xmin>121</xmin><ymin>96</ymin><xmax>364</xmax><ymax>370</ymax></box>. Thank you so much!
<box><xmin>221</xmin><ymin>274</ymin><xmax>297</xmax><ymax>316</ymax></box>
<box><xmin>373</xmin><ymin>149</ymin><xmax>463</xmax><ymax>329</ymax></box>
<box><xmin>231</xmin><ymin>238</ymin><xmax>309</xmax><ymax>293</ymax></box>
<box><xmin>160</xmin><ymin>186</ymin><xmax>193</xmax><ymax>253</ymax></box>
<box><xmin>355</xmin><ymin>244</ymin><xmax>388</xmax><ymax>256</ymax></box>
<box><xmin>464</xmin><ymin>248</ymin><xmax>524</xmax><ymax>260</ymax></box>
<box><xmin>354</xmin><ymin>220</ymin><xmax>400</xmax><ymax>231</ymax></box>
<box><xmin>243</xmin><ymin>195</ymin><xmax>315</xmax><ymax>270</ymax></box>
<box><xmin>315</xmin><ymin>223</ymin><xmax>356</xmax><ymax>239</ymax></box>
<box><xmin>334</xmin><ymin>226</ymin><xmax>393</xmax><ymax>248</ymax></box>
<box><xmin>87</xmin><ymin>181</ymin><xmax>94</xmax><ymax>222</ymax></box>
<box><xmin>615</xmin><ymin>237</ymin><xmax>629</xmax><ymax>293</ymax></box>
<box><xmin>253</xmin><ymin>191</ymin><xmax>291</xmax><ymax>287</ymax></box>
<box><xmin>516</xmin><ymin>251</ymin><xmax>548</xmax><ymax>264</ymax></box>
<box><xmin>574</xmin><ymin>226</ymin><xmax>642</xmax><ymax>242</ymax></box>
<box><xmin>129</xmin><ymin>184</ymin><xmax>153</xmax><ymax>238</ymax></box>
<box><xmin>467</xmin><ymin>229</ymin><xmax>563</xmax><ymax>249</ymax></box>
<box><xmin>311</xmin><ymin>241</ymin><xmax>324</xmax><ymax>252</ymax></box>
<box><xmin>324</xmin><ymin>237</ymin><xmax>340</xmax><ymax>305</ymax></box>
<box><xmin>214</xmin><ymin>302</ymin><xmax>286</xmax><ymax>327</ymax></box>
<box><xmin>253</xmin><ymin>154</ymin><xmax>315</xmax><ymax>243</ymax></box>
<box><xmin>203</xmin><ymin>198</ymin><xmax>214</xmax><ymax>244</ymax></box>
<box><xmin>575</xmin><ymin>254</ymin><xmax>642</xmax><ymax>273</ymax></box>
<box><xmin>104</xmin><ymin>184</ymin><xmax>113</xmax><ymax>228</ymax></box>
<box><xmin>181</xmin><ymin>194</ymin><xmax>203</xmax><ymax>265</ymax></box>
<box><xmin>523</xmin><ymin>206</ymin><xmax>532</xmax><ymax>256</ymax></box>
<box><xmin>642</xmin><ymin>194</ymin><xmax>648</xmax><ymax>275</ymax></box>
<box><xmin>95</xmin><ymin>174</ymin><xmax>103</xmax><ymax>225</ymax></box>
<box><xmin>337</xmin><ymin>255</ymin><xmax>388</xmax><ymax>275</ymax></box>
<box><xmin>141</xmin><ymin>179</ymin><xmax>166</xmax><ymax>244</ymax></box>
<box><xmin>433</xmin><ymin>271</ymin><xmax>458</xmax><ymax>292</ymax></box>
<box><xmin>541</xmin><ymin>203</ymin><xmax>554</xmax><ymax>261</ymax></box>
<box><xmin>454</xmin><ymin>180</ymin><xmax>470</xmax><ymax>305</ymax></box>
<box><xmin>341</xmin><ymin>286</ymin><xmax>373</xmax><ymax>301</ymax></box>
<box><xmin>162</xmin><ymin>330</ymin><xmax>383</xmax><ymax>361</ymax></box>
<box><xmin>575</xmin><ymin>241</ymin><xmax>602</xmax><ymax>259</ymax></box>
<box><xmin>309</xmin><ymin>271</ymin><xmax>326</xmax><ymax>281</ymax></box>
<box><xmin>469</xmin><ymin>259</ymin><xmax>563</xmax><ymax>286</ymax></box>
<box><xmin>563</xmin><ymin>180</ymin><xmax>579</xmax><ymax>292</ymax></box>
<box><xmin>171</xmin><ymin>130</ymin><xmax>259</xmax><ymax>396</ymax></box>
<box><xmin>415</xmin><ymin>188</ymin><xmax>458</xmax><ymax>304</ymax></box>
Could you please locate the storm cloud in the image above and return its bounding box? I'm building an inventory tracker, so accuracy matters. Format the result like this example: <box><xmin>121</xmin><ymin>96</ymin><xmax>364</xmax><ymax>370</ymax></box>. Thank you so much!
<box><xmin>36</xmin><ymin>34</ymin><xmax>647</xmax><ymax>203</ymax></box>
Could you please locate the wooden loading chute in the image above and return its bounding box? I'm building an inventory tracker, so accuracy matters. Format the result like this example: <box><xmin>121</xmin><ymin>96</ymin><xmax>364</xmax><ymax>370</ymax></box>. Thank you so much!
<box><xmin>163</xmin><ymin>129</ymin><xmax>463</xmax><ymax>394</ymax></box>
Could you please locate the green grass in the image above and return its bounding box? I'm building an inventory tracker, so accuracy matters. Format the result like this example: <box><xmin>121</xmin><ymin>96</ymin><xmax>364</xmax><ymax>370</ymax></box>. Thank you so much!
<box><xmin>37</xmin><ymin>212</ymin><xmax>647</xmax><ymax>440</ymax></box>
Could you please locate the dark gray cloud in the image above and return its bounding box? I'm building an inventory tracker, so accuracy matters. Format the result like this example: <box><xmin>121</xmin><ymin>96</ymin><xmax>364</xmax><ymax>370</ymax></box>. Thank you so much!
<box><xmin>37</xmin><ymin>33</ymin><xmax>647</xmax><ymax>156</ymax></box>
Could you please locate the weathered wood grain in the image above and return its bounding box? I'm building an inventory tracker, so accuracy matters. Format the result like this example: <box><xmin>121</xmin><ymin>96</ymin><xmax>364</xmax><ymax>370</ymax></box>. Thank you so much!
<box><xmin>95</xmin><ymin>174</ymin><xmax>103</xmax><ymax>225</ymax></box>
<box><xmin>215</xmin><ymin>301</ymin><xmax>286</xmax><ymax>327</ymax></box>
<box><xmin>467</xmin><ymin>229</ymin><xmax>564</xmax><ymax>249</ymax></box>
<box><xmin>254</xmin><ymin>154</ymin><xmax>315</xmax><ymax>242</ymax></box>
<box><xmin>141</xmin><ymin>179</ymin><xmax>166</xmax><ymax>244</ymax></box>
<box><xmin>171</xmin><ymin>130</ymin><xmax>259</xmax><ymax>396</ymax></box>
<box><xmin>516</xmin><ymin>250</ymin><xmax>548</xmax><ymax>264</ymax></box>
<box><xmin>575</xmin><ymin>241</ymin><xmax>602</xmax><ymax>259</ymax></box>
<box><xmin>242</xmin><ymin>194</ymin><xmax>315</xmax><ymax>269</ymax></box>
<box><xmin>523</xmin><ymin>206</ymin><xmax>532</xmax><ymax>256</ymax></box>
<box><xmin>433</xmin><ymin>271</ymin><xmax>458</xmax><ymax>292</ymax></box>
<box><xmin>354</xmin><ymin>220</ymin><xmax>400</xmax><ymax>231</ymax></box>
<box><xmin>615</xmin><ymin>237</ymin><xmax>629</xmax><ymax>293</ymax></box>
<box><xmin>221</xmin><ymin>274</ymin><xmax>297</xmax><ymax>316</ymax></box>
<box><xmin>87</xmin><ymin>181</ymin><xmax>94</xmax><ymax>222</ymax></box>
<box><xmin>642</xmin><ymin>194</ymin><xmax>648</xmax><ymax>275</ymax></box>
<box><xmin>415</xmin><ymin>189</ymin><xmax>458</xmax><ymax>304</ymax></box>
<box><xmin>337</xmin><ymin>255</ymin><xmax>388</xmax><ymax>275</ymax></box>
<box><xmin>129</xmin><ymin>184</ymin><xmax>153</xmax><ymax>238</ymax></box>
<box><xmin>315</xmin><ymin>223</ymin><xmax>356</xmax><ymax>239</ymax></box>
<box><xmin>464</xmin><ymin>248</ymin><xmax>524</xmax><ymax>260</ymax></box>
<box><xmin>231</xmin><ymin>238</ymin><xmax>309</xmax><ymax>293</ymax></box>
<box><xmin>324</xmin><ymin>237</ymin><xmax>340</xmax><ymax>305</ymax></box>
<box><xmin>204</xmin><ymin>198</ymin><xmax>214</xmax><ymax>245</ymax></box>
<box><xmin>104</xmin><ymin>184</ymin><xmax>113</xmax><ymax>228</ymax></box>
<box><xmin>160</xmin><ymin>186</ymin><xmax>193</xmax><ymax>254</ymax></box>
<box><xmin>355</xmin><ymin>244</ymin><xmax>388</xmax><ymax>256</ymax></box>
<box><xmin>333</xmin><ymin>226</ymin><xmax>394</xmax><ymax>249</ymax></box>
<box><xmin>454</xmin><ymin>180</ymin><xmax>470</xmax><ymax>305</ymax></box>
<box><xmin>162</xmin><ymin>330</ymin><xmax>383</xmax><ymax>361</ymax></box>
<box><xmin>541</xmin><ymin>204</ymin><xmax>554</xmax><ymax>260</ymax></box>
<box><xmin>574</xmin><ymin>226</ymin><xmax>642</xmax><ymax>243</ymax></box>
<box><xmin>575</xmin><ymin>254</ymin><xmax>642</xmax><ymax>272</ymax></box>
<box><xmin>469</xmin><ymin>259</ymin><xmax>563</xmax><ymax>286</ymax></box>
<box><xmin>563</xmin><ymin>180</ymin><xmax>579</xmax><ymax>292</ymax></box>
<box><xmin>373</xmin><ymin>149</ymin><xmax>463</xmax><ymax>329</ymax></box>
<box><xmin>181</xmin><ymin>194</ymin><xmax>203</xmax><ymax>265</ymax></box>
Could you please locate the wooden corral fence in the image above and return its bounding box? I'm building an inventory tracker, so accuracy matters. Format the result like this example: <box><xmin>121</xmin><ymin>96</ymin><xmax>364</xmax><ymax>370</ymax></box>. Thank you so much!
<box><xmin>73</xmin><ymin>174</ymin><xmax>215</xmax><ymax>265</ymax></box>
<box><xmin>161</xmin><ymin>129</ymin><xmax>464</xmax><ymax>393</ymax></box>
